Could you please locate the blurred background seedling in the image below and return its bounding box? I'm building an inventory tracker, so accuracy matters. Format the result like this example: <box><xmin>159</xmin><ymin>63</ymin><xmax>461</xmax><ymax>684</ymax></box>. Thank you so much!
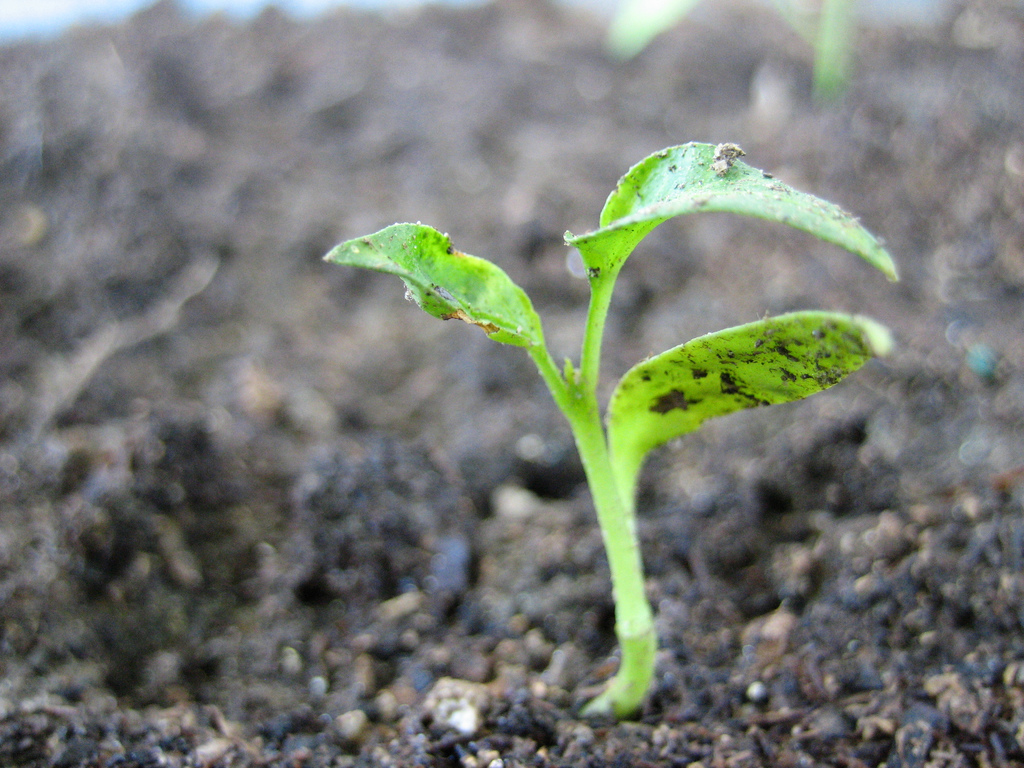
<box><xmin>609</xmin><ymin>0</ymin><xmax>856</xmax><ymax>99</ymax></box>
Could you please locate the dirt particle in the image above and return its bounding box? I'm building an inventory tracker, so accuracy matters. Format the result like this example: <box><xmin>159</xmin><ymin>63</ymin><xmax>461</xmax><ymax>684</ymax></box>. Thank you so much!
<box><xmin>712</xmin><ymin>142</ymin><xmax>745</xmax><ymax>175</ymax></box>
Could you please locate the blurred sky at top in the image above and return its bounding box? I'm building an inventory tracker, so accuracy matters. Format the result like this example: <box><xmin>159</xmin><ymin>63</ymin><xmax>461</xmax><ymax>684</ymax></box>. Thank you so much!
<box><xmin>0</xmin><ymin>0</ymin><xmax>950</xmax><ymax>42</ymax></box>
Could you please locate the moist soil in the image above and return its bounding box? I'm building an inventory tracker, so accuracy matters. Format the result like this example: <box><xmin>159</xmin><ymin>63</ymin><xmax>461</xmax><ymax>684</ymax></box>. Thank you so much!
<box><xmin>2</xmin><ymin>0</ymin><xmax>1024</xmax><ymax>765</ymax></box>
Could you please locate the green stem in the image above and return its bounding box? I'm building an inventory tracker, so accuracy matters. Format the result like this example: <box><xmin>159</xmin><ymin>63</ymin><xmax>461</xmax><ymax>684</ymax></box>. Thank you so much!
<box><xmin>528</xmin><ymin>295</ymin><xmax>657</xmax><ymax>719</ymax></box>
<box><xmin>769</xmin><ymin>0</ymin><xmax>853</xmax><ymax>100</ymax></box>
<box><xmin>579</xmin><ymin>268</ymin><xmax>619</xmax><ymax>391</ymax></box>
<box><xmin>567</xmin><ymin>395</ymin><xmax>656</xmax><ymax>718</ymax></box>
<box><xmin>528</xmin><ymin>343</ymin><xmax>573</xmax><ymax>415</ymax></box>
<box><xmin>813</xmin><ymin>0</ymin><xmax>854</xmax><ymax>100</ymax></box>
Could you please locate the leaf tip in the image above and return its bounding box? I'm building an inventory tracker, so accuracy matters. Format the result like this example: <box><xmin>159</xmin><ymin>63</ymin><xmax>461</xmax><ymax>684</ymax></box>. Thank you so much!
<box><xmin>323</xmin><ymin>238</ymin><xmax>360</xmax><ymax>264</ymax></box>
<box><xmin>856</xmin><ymin>316</ymin><xmax>894</xmax><ymax>357</ymax></box>
<box><xmin>871</xmin><ymin>245</ymin><xmax>899</xmax><ymax>282</ymax></box>
<box><xmin>860</xmin><ymin>234</ymin><xmax>899</xmax><ymax>282</ymax></box>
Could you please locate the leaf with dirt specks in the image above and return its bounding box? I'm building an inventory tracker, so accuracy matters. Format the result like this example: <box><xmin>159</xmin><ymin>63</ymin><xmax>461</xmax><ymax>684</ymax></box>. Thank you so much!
<box><xmin>325</xmin><ymin>223</ymin><xmax>544</xmax><ymax>348</ymax></box>
<box><xmin>564</xmin><ymin>142</ymin><xmax>898</xmax><ymax>282</ymax></box>
<box><xmin>606</xmin><ymin>311</ymin><xmax>892</xmax><ymax>502</ymax></box>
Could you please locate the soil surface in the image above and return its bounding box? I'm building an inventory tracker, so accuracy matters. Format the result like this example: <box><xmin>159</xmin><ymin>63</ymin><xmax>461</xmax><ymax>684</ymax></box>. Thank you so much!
<box><xmin>2</xmin><ymin>0</ymin><xmax>1024</xmax><ymax>765</ymax></box>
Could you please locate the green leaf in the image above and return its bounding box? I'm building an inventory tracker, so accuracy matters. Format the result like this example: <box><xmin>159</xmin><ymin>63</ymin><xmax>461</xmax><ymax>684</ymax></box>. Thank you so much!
<box><xmin>325</xmin><ymin>223</ymin><xmax>544</xmax><ymax>348</ymax></box>
<box><xmin>565</xmin><ymin>142</ymin><xmax>898</xmax><ymax>282</ymax></box>
<box><xmin>606</xmin><ymin>311</ymin><xmax>892</xmax><ymax>501</ymax></box>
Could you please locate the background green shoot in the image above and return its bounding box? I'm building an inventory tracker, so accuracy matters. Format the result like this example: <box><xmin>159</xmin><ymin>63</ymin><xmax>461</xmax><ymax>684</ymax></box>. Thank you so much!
<box><xmin>609</xmin><ymin>0</ymin><xmax>856</xmax><ymax>100</ymax></box>
<box><xmin>325</xmin><ymin>141</ymin><xmax>897</xmax><ymax>718</ymax></box>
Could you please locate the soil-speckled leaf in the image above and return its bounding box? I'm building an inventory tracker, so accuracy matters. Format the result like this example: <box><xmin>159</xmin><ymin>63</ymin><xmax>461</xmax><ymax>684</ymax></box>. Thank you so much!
<box><xmin>565</xmin><ymin>142</ymin><xmax>897</xmax><ymax>281</ymax></box>
<box><xmin>325</xmin><ymin>223</ymin><xmax>543</xmax><ymax>348</ymax></box>
<box><xmin>607</xmin><ymin>311</ymin><xmax>892</xmax><ymax>499</ymax></box>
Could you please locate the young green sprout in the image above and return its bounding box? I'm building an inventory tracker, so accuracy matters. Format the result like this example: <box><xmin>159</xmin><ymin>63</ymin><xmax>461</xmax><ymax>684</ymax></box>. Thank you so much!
<box><xmin>325</xmin><ymin>142</ymin><xmax>897</xmax><ymax>719</ymax></box>
<box><xmin>608</xmin><ymin>0</ymin><xmax>855</xmax><ymax>100</ymax></box>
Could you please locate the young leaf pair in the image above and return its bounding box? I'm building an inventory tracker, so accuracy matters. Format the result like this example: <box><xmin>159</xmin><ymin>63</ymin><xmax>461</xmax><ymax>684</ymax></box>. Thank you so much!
<box><xmin>325</xmin><ymin>142</ymin><xmax>897</xmax><ymax>718</ymax></box>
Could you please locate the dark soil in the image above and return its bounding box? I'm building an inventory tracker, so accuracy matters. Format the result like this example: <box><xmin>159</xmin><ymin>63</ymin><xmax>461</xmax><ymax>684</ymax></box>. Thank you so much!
<box><xmin>2</xmin><ymin>0</ymin><xmax>1024</xmax><ymax>764</ymax></box>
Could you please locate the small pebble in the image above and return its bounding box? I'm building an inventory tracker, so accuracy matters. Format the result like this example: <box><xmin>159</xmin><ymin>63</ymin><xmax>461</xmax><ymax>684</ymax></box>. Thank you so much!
<box><xmin>309</xmin><ymin>675</ymin><xmax>328</xmax><ymax>698</ymax></box>
<box><xmin>492</xmin><ymin>484</ymin><xmax>540</xmax><ymax>520</ymax></box>
<box><xmin>336</xmin><ymin>709</ymin><xmax>369</xmax><ymax>742</ymax></box>
<box><xmin>194</xmin><ymin>738</ymin><xmax>234</xmax><ymax>765</ymax></box>
<box><xmin>376</xmin><ymin>590</ymin><xmax>423</xmax><ymax>622</ymax></box>
<box><xmin>515</xmin><ymin>433</ymin><xmax>546</xmax><ymax>461</ymax></box>
<box><xmin>280</xmin><ymin>646</ymin><xmax>302</xmax><ymax>675</ymax></box>
<box><xmin>808</xmin><ymin>707</ymin><xmax>853</xmax><ymax>739</ymax></box>
<box><xmin>374</xmin><ymin>689</ymin><xmax>399</xmax><ymax>722</ymax></box>
<box><xmin>746</xmin><ymin>680</ymin><xmax>768</xmax><ymax>704</ymax></box>
<box><xmin>423</xmin><ymin>678</ymin><xmax>490</xmax><ymax>736</ymax></box>
<box><xmin>430</xmin><ymin>536</ymin><xmax>472</xmax><ymax>593</ymax></box>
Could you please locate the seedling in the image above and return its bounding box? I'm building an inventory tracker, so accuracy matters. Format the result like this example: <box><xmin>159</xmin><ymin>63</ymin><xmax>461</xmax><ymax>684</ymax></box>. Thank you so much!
<box><xmin>325</xmin><ymin>142</ymin><xmax>897</xmax><ymax>718</ymax></box>
<box><xmin>609</xmin><ymin>0</ymin><xmax>855</xmax><ymax>100</ymax></box>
